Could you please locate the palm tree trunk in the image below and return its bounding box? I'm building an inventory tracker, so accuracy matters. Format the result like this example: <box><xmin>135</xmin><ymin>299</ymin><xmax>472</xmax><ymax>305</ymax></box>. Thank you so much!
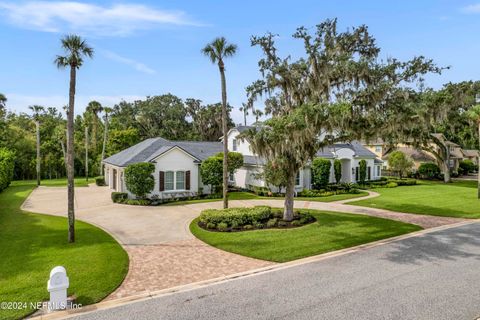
<box><xmin>85</xmin><ymin>126</ymin><xmax>89</xmax><ymax>181</ymax></box>
<box><xmin>35</xmin><ymin>120</ymin><xmax>41</xmax><ymax>186</ymax></box>
<box><xmin>283</xmin><ymin>171</ymin><xmax>295</xmax><ymax>221</ymax></box>
<box><xmin>100</xmin><ymin>113</ymin><xmax>108</xmax><ymax>176</ymax></box>
<box><xmin>219</xmin><ymin>64</ymin><xmax>229</xmax><ymax>209</ymax></box>
<box><xmin>67</xmin><ymin>66</ymin><xmax>76</xmax><ymax>243</ymax></box>
<box><xmin>444</xmin><ymin>146</ymin><xmax>451</xmax><ymax>183</ymax></box>
<box><xmin>478</xmin><ymin>123</ymin><xmax>480</xmax><ymax>199</ymax></box>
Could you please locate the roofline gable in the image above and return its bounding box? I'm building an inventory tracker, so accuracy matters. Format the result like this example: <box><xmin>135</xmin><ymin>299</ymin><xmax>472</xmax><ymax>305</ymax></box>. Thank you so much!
<box><xmin>149</xmin><ymin>145</ymin><xmax>200</xmax><ymax>162</ymax></box>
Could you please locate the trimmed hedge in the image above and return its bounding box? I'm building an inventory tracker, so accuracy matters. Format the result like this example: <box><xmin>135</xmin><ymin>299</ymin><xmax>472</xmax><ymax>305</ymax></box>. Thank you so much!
<box><xmin>111</xmin><ymin>192</ymin><xmax>128</xmax><ymax>203</ymax></box>
<box><xmin>0</xmin><ymin>148</ymin><xmax>15</xmax><ymax>192</ymax></box>
<box><xmin>312</xmin><ymin>158</ymin><xmax>332</xmax><ymax>189</ymax></box>
<box><xmin>200</xmin><ymin>206</ymin><xmax>272</xmax><ymax>227</ymax></box>
<box><xmin>198</xmin><ymin>206</ymin><xmax>315</xmax><ymax>232</ymax></box>
<box><xmin>95</xmin><ymin>177</ymin><xmax>106</xmax><ymax>186</ymax></box>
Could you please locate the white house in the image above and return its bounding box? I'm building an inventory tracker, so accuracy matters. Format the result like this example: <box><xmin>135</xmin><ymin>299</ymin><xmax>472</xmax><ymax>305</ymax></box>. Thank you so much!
<box><xmin>103</xmin><ymin>125</ymin><xmax>382</xmax><ymax>198</ymax></box>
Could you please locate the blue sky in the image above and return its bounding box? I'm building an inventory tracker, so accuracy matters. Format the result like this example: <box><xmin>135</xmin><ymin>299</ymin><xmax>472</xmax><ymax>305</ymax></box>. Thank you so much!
<box><xmin>1</xmin><ymin>0</ymin><xmax>480</xmax><ymax>124</ymax></box>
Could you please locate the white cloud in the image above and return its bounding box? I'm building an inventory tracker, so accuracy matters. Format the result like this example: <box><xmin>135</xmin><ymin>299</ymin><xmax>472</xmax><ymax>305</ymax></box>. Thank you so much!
<box><xmin>4</xmin><ymin>93</ymin><xmax>145</xmax><ymax>115</ymax></box>
<box><xmin>0</xmin><ymin>1</ymin><xmax>202</xmax><ymax>36</ymax></box>
<box><xmin>461</xmin><ymin>3</ymin><xmax>480</xmax><ymax>13</ymax></box>
<box><xmin>102</xmin><ymin>50</ymin><xmax>156</xmax><ymax>74</ymax></box>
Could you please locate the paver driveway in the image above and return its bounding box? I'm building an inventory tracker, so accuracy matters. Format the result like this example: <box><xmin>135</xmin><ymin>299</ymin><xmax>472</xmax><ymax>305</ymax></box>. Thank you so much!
<box><xmin>22</xmin><ymin>185</ymin><xmax>464</xmax><ymax>300</ymax></box>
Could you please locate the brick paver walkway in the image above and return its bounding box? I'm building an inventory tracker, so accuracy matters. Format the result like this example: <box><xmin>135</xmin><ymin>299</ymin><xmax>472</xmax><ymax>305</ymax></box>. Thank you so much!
<box><xmin>107</xmin><ymin>239</ymin><xmax>273</xmax><ymax>300</ymax></box>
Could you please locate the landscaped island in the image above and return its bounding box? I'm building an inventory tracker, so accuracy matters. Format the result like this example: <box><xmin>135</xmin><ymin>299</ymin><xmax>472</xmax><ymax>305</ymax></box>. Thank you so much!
<box><xmin>191</xmin><ymin>208</ymin><xmax>422</xmax><ymax>263</ymax></box>
<box><xmin>0</xmin><ymin>180</ymin><xmax>128</xmax><ymax>320</ymax></box>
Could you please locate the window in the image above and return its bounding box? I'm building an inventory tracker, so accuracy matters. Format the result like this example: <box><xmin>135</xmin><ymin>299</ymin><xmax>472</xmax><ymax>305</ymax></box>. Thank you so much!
<box><xmin>295</xmin><ymin>171</ymin><xmax>301</xmax><ymax>186</ymax></box>
<box><xmin>232</xmin><ymin>139</ymin><xmax>237</xmax><ymax>151</ymax></box>
<box><xmin>176</xmin><ymin>171</ymin><xmax>185</xmax><ymax>190</ymax></box>
<box><xmin>229</xmin><ymin>172</ymin><xmax>235</xmax><ymax>182</ymax></box>
<box><xmin>165</xmin><ymin>171</ymin><xmax>174</xmax><ymax>191</ymax></box>
<box><xmin>375</xmin><ymin>146</ymin><xmax>382</xmax><ymax>153</ymax></box>
<box><xmin>367</xmin><ymin>167</ymin><xmax>371</xmax><ymax>180</ymax></box>
<box><xmin>376</xmin><ymin>166</ymin><xmax>381</xmax><ymax>176</ymax></box>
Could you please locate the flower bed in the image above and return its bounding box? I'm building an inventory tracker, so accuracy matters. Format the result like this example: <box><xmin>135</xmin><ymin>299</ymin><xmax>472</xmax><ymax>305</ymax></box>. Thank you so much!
<box><xmin>198</xmin><ymin>206</ymin><xmax>315</xmax><ymax>232</ymax></box>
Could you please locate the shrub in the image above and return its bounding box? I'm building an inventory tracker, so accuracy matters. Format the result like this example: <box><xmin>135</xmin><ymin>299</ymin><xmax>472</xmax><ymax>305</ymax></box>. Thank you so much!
<box><xmin>124</xmin><ymin>163</ymin><xmax>155</xmax><ymax>199</ymax></box>
<box><xmin>199</xmin><ymin>206</ymin><xmax>272</xmax><ymax>227</ymax></box>
<box><xmin>386</xmin><ymin>182</ymin><xmax>398</xmax><ymax>188</ymax></box>
<box><xmin>278</xmin><ymin>221</ymin><xmax>288</xmax><ymax>227</ymax></box>
<box><xmin>266</xmin><ymin>218</ymin><xmax>278</xmax><ymax>228</ymax></box>
<box><xmin>243</xmin><ymin>224</ymin><xmax>254</xmax><ymax>230</ymax></box>
<box><xmin>0</xmin><ymin>148</ymin><xmax>15</xmax><ymax>192</ymax></box>
<box><xmin>388</xmin><ymin>151</ymin><xmax>414</xmax><ymax>178</ymax></box>
<box><xmin>200</xmin><ymin>156</ymin><xmax>223</xmax><ymax>193</ymax></box>
<box><xmin>334</xmin><ymin>159</ymin><xmax>342</xmax><ymax>184</ymax></box>
<box><xmin>217</xmin><ymin>222</ymin><xmax>229</xmax><ymax>231</ymax></box>
<box><xmin>254</xmin><ymin>222</ymin><xmax>265</xmax><ymax>229</ymax></box>
<box><xmin>312</xmin><ymin>158</ymin><xmax>331</xmax><ymax>189</ymax></box>
<box><xmin>359</xmin><ymin>159</ymin><xmax>367</xmax><ymax>184</ymax></box>
<box><xmin>459</xmin><ymin>160</ymin><xmax>475</xmax><ymax>174</ymax></box>
<box><xmin>291</xmin><ymin>220</ymin><xmax>302</xmax><ymax>226</ymax></box>
<box><xmin>418</xmin><ymin>162</ymin><xmax>441</xmax><ymax>179</ymax></box>
<box><xmin>111</xmin><ymin>192</ymin><xmax>128</xmax><ymax>203</ymax></box>
<box><xmin>95</xmin><ymin>177</ymin><xmax>106</xmax><ymax>186</ymax></box>
<box><xmin>206</xmin><ymin>222</ymin><xmax>216</xmax><ymax>229</ymax></box>
<box><xmin>125</xmin><ymin>199</ymin><xmax>151</xmax><ymax>206</ymax></box>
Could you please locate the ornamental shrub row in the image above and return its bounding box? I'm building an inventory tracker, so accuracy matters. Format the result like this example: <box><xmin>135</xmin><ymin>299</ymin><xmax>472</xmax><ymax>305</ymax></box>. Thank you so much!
<box><xmin>199</xmin><ymin>206</ymin><xmax>272</xmax><ymax>227</ymax></box>
<box><xmin>198</xmin><ymin>207</ymin><xmax>315</xmax><ymax>231</ymax></box>
<box><xmin>0</xmin><ymin>148</ymin><xmax>15</xmax><ymax>192</ymax></box>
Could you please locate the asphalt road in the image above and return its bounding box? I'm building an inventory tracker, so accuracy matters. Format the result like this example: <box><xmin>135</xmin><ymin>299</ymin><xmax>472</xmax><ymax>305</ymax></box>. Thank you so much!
<box><xmin>73</xmin><ymin>222</ymin><xmax>480</xmax><ymax>320</ymax></box>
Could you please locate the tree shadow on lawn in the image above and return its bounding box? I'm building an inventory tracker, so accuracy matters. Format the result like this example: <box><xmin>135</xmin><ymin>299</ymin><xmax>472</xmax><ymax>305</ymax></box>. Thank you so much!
<box><xmin>382</xmin><ymin>223</ymin><xmax>480</xmax><ymax>265</ymax></box>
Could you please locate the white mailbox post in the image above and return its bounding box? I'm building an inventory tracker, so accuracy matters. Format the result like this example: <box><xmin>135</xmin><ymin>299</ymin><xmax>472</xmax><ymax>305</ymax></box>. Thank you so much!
<box><xmin>47</xmin><ymin>266</ymin><xmax>69</xmax><ymax>311</ymax></box>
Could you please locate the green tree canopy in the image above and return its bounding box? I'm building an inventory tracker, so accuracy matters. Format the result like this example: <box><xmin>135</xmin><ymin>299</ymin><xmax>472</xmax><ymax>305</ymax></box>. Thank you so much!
<box><xmin>388</xmin><ymin>151</ymin><xmax>413</xmax><ymax>178</ymax></box>
<box><xmin>124</xmin><ymin>163</ymin><xmax>155</xmax><ymax>199</ymax></box>
<box><xmin>312</xmin><ymin>158</ymin><xmax>331</xmax><ymax>189</ymax></box>
<box><xmin>200</xmin><ymin>156</ymin><xmax>223</xmax><ymax>193</ymax></box>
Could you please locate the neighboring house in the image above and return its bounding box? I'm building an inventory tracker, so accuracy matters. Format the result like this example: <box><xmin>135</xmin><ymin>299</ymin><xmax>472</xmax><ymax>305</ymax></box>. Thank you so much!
<box><xmin>103</xmin><ymin>125</ymin><xmax>383</xmax><ymax>198</ymax></box>
<box><xmin>462</xmin><ymin>149</ymin><xmax>480</xmax><ymax>166</ymax></box>
<box><xmin>364</xmin><ymin>133</ymin><xmax>475</xmax><ymax>173</ymax></box>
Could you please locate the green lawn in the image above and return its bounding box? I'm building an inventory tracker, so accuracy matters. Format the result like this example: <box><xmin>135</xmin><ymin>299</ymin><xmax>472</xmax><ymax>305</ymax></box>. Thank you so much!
<box><xmin>351</xmin><ymin>180</ymin><xmax>480</xmax><ymax>218</ymax></box>
<box><xmin>0</xmin><ymin>181</ymin><xmax>128</xmax><ymax>320</ymax></box>
<box><xmin>24</xmin><ymin>177</ymin><xmax>93</xmax><ymax>187</ymax></box>
<box><xmin>190</xmin><ymin>209</ymin><xmax>421</xmax><ymax>262</ymax></box>
<box><xmin>164</xmin><ymin>190</ymin><xmax>368</xmax><ymax>206</ymax></box>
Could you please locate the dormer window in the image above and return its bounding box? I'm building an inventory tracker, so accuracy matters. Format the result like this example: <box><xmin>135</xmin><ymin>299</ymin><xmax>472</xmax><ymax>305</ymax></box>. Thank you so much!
<box><xmin>232</xmin><ymin>139</ymin><xmax>237</xmax><ymax>151</ymax></box>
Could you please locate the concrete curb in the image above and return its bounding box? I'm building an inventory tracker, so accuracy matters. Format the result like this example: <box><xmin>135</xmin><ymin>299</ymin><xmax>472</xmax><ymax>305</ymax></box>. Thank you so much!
<box><xmin>29</xmin><ymin>219</ymin><xmax>478</xmax><ymax>320</ymax></box>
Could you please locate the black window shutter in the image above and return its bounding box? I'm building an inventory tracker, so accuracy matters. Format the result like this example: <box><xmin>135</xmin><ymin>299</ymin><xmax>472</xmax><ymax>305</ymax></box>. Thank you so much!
<box><xmin>186</xmin><ymin>170</ymin><xmax>191</xmax><ymax>190</ymax></box>
<box><xmin>159</xmin><ymin>171</ymin><xmax>165</xmax><ymax>191</ymax></box>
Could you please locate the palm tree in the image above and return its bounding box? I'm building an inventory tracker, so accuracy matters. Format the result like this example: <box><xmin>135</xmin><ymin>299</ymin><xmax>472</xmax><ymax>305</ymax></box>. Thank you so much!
<box><xmin>467</xmin><ymin>104</ymin><xmax>480</xmax><ymax>199</ymax></box>
<box><xmin>202</xmin><ymin>37</ymin><xmax>237</xmax><ymax>209</ymax></box>
<box><xmin>86</xmin><ymin>100</ymin><xmax>103</xmax><ymax>155</ymax></box>
<box><xmin>240</xmin><ymin>103</ymin><xmax>249</xmax><ymax>126</ymax></box>
<box><xmin>84</xmin><ymin>120</ymin><xmax>89</xmax><ymax>182</ymax></box>
<box><xmin>55</xmin><ymin>34</ymin><xmax>93</xmax><ymax>243</ymax></box>
<box><xmin>100</xmin><ymin>107</ymin><xmax>113</xmax><ymax>176</ymax></box>
<box><xmin>0</xmin><ymin>93</ymin><xmax>6</xmax><ymax>109</ymax></box>
<box><xmin>29</xmin><ymin>105</ymin><xmax>45</xmax><ymax>186</ymax></box>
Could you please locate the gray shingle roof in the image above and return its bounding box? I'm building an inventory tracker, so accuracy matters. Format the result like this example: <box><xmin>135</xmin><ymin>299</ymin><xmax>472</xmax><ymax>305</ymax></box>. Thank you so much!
<box><xmin>315</xmin><ymin>141</ymin><xmax>377</xmax><ymax>158</ymax></box>
<box><xmin>103</xmin><ymin>138</ymin><xmax>223</xmax><ymax>167</ymax></box>
<box><xmin>104</xmin><ymin>136</ymin><xmax>377</xmax><ymax>168</ymax></box>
